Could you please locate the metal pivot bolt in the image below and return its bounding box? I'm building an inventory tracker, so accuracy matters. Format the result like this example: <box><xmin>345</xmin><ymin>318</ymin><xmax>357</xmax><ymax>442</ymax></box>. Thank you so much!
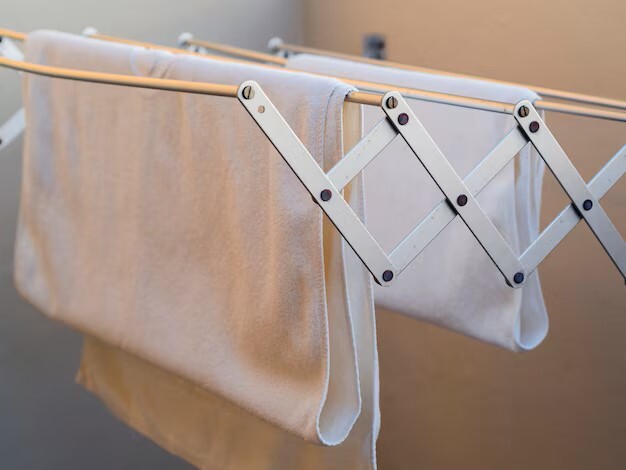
<box><xmin>518</xmin><ymin>106</ymin><xmax>529</xmax><ymax>118</ymax></box>
<box><xmin>397</xmin><ymin>113</ymin><xmax>409</xmax><ymax>125</ymax></box>
<box><xmin>456</xmin><ymin>194</ymin><xmax>468</xmax><ymax>206</ymax></box>
<box><xmin>513</xmin><ymin>272</ymin><xmax>525</xmax><ymax>284</ymax></box>
<box><xmin>242</xmin><ymin>86</ymin><xmax>255</xmax><ymax>100</ymax></box>
<box><xmin>582</xmin><ymin>199</ymin><xmax>593</xmax><ymax>211</ymax></box>
<box><xmin>382</xmin><ymin>270</ymin><xmax>394</xmax><ymax>282</ymax></box>
<box><xmin>386</xmin><ymin>96</ymin><xmax>398</xmax><ymax>109</ymax></box>
<box><xmin>320</xmin><ymin>189</ymin><xmax>332</xmax><ymax>201</ymax></box>
<box><xmin>529</xmin><ymin>121</ymin><xmax>540</xmax><ymax>133</ymax></box>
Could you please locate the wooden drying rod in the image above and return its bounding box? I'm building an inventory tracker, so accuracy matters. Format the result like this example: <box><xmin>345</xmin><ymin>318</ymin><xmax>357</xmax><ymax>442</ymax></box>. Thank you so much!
<box><xmin>0</xmin><ymin>28</ymin><xmax>514</xmax><ymax>114</ymax></box>
<box><xmin>86</xmin><ymin>30</ymin><xmax>626</xmax><ymax>121</ymax></box>
<box><xmin>266</xmin><ymin>38</ymin><xmax>626</xmax><ymax>112</ymax></box>
<box><xmin>0</xmin><ymin>29</ymin><xmax>379</xmax><ymax>105</ymax></box>
<box><xmin>0</xmin><ymin>55</ymin><xmax>382</xmax><ymax>106</ymax></box>
<box><xmin>180</xmin><ymin>34</ymin><xmax>626</xmax><ymax>122</ymax></box>
<box><xmin>2</xmin><ymin>28</ymin><xmax>626</xmax><ymax>122</ymax></box>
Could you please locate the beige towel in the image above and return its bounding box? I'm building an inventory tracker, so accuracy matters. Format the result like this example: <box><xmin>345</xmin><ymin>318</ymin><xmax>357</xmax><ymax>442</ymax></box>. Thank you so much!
<box><xmin>76</xmin><ymin>102</ymin><xmax>379</xmax><ymax>469</ymax></box>
<box><xmin>77</xmin><ymin>147</ymin><xmax>381</xmax><ymax>468</ymax></box>
<box><xmin>77</xmin><ymin>100</ymin><xmax>380</xmax><ymax>470</ymax></box>
<box><xmin>15</xmin><ymin>30</ymin><xmax>374</xmax><ymax>448</ymax></box>
<box><xmin>288</xmin><ymin>54</ymin><xmax>548</xmax><ymax>351</ymax></box>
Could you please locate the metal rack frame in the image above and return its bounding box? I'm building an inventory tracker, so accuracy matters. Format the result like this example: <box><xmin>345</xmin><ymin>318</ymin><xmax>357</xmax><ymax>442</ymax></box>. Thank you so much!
<box><xmin>240</xmin><ymin>83</ymin><xmax>626</xmax><ymax>285</ymax></box>
<box><xmin>1</xmin><ymin>28</ymin><xmax>624</xmax><ymax>288</ymax></box>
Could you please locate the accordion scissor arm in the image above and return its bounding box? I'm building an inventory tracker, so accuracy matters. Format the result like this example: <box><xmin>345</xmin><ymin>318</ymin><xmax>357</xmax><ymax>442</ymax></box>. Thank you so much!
<box><xmin>0</xmin><ymin>29</ymin><xmax>623</xmax><ymax>288</ymax></box>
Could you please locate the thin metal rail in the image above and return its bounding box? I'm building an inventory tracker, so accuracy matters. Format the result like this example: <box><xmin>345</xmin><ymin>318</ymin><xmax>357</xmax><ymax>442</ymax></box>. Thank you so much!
<box><xmin>179</xmin><ymin>34</ymin><xmax>626</xmax><ymax>123</ymax></box>
<box><xmin>270</xmin><ymin>39</ymin><xmax>626</xmax><ymax>112</ymax></box>
<box><xmin>0</xmin><ymin>56</ymin><xmax>380</xmax><ymax>106</ymax></box>
<box><xmin>88</xmin><ymin>30</ymin><xmax>512</xmax><ymax>114</ymax></box>
<box><xmin>4</xmin><ymin>28</ymin><xmax>626</xmax><ymax>122</ymax></box>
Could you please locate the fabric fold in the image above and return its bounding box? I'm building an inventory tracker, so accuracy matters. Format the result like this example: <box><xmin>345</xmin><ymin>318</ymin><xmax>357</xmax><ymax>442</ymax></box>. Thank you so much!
<box><xmin>15</xmin><ymin>30</ymin><xmax>372</xmax><ymax>447</ymax></box>
<box><xmin>76</xmin><ymin>98</ymin><xmax>379</xmax><ymax>469</ymax></box>
<box><xmin>287</xmin><ymin>54</ymin><xmax>548</xmax><ymax>351</ymax></box>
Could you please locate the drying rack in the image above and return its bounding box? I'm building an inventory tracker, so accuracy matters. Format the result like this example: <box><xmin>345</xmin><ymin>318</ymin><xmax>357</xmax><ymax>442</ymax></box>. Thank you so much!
<box><xmin>179</xmin><ymin>32</ymin><xmax>626</xmax><ymax>284</ymax></box>
<box><xmin>1</xmin><ymin>28</ymin><xmax>624</xmax><ymax>288</ymax></box>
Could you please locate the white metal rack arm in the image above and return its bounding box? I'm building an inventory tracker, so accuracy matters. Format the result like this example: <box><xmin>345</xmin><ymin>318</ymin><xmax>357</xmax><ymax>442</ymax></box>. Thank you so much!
<box><xmin>267</xmin><ymin>38</ymin><xmax>626</xmax><ymax>112</ymax></box>
<box><xmin>240</xmin><ymin>83</ymin><xmax>626</xmax><ymax>286</ymax></box>
<box><xmin>0</xmin><ymin>36</ymin><xmax>25</xmax><ymax>152</ymax></box>
<box><xmin>0</xmin><ymin>52</ymin><xmax>623</xmax><ymax>288</ymax></box>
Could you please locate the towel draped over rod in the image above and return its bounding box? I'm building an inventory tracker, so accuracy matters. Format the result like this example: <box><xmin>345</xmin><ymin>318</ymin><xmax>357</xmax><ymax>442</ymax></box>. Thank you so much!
<box><xmin>1</xmin><ymin>27</ymin><xmax>624</xmax><ymax>288</ymax></box>
<box><xmin>3</xmin><ymin>27</ymin><xmax>626</xmax><ymax>122</ymax></box>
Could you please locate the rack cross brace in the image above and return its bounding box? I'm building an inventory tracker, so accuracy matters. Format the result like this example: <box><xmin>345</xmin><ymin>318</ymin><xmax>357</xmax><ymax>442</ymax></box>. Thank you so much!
<box><xmin>0</xmin><ymin>37</ymin><xmax>25</xmax><ymax>152</ymax></box>
<box><xmin>238</xmin><ymin>81</ymin><xmax>625</xmax><ymax>287</ymax></box>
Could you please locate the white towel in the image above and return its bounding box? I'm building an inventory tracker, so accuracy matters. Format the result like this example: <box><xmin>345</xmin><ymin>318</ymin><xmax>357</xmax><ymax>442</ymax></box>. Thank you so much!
<box><xmin>15</xmin><ymin>30</ymin><xmax>374</xmax><ymax>449</ymax></box>
<box><xmin>287</xmin><ymin>54</ymin><xmax>548</xmax><ymax>351</ymax></box>
<box><xmin>76</xmin><ymin>101</ymin><xmax>380</xmax><ymax>470</ymax></box>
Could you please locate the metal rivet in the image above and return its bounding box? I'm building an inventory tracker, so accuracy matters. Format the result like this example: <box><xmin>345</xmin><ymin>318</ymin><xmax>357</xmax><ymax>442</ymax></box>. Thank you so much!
<box><xmin>382</xmin><ymin>270</ymin><xmax>394</xmax><ymax>282</ymax></box>
<box><xmin>529</xmin><ymin>121</ymin><xmax>540</xmax><ymax>133</ymax></box>
<box><xmin>257</xmin><ymin>105</ymin><xmax>265</xmax><ymax>113</ymax></box>
<box><xmin>320</xmin><ymin>189</ymin><xmax>332</xmax><ymax>202</ymax></box>
<box><xmin>398</xmin><ymin>113</ymin><xmax>409</xmax><ymax>125</ymax></box>
<box><xmin>456</xmin><ymin>194</ymin><xmax>468</xmax><ymax>206</ymax></box>
<box><xmin>582</xmin><ymin>199</ymin><xmax>593</xmax><ymax>211</ymax></box>
<box><xmin>242</xmin><ymin>86</ymin><xmax>255</xmax><ymax>100</ymax></box>
<box><xmin>518</xmin><ymin>106</ymin><xmax>529</xmax><ymax>118</ymax></box>
<box><xmin>386</xmin><ymin>96</ymin><xmax>398</xmax><ymax>109</ymax></box>
<box><xmin>513</xmin><ymin>272</ymin><xmax>525</xmax><ymax>284</ymax></box>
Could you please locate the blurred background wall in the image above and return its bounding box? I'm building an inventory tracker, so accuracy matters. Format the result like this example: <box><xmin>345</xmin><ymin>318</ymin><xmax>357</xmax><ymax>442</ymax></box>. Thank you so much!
<box><xmin>1</xmin><ymin>1</ymin><xmax>625</xmax><ymax>469</ymax></box>
<box><xmin>0</xmin><ymin>1</ymin><xmax>301</xmax><ymax>469</ymax></box>
<box><xmin>303</xmin><ymin>1</ymin><xmax>626</xmax><ymax>469</ymax></box>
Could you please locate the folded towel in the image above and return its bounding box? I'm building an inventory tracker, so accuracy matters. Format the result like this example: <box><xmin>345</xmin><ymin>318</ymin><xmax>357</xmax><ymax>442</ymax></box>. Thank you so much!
<box><xmin>77</xmin><ymin>100</ymin><xmax>380</xmax><ymax>469</ymax></box>
<box><xmin>287</xmin><ymin>54</ymin><xmax>548</xmax><ymax>351</ymax></box>
<box><xmin>15</xmin><ymin>30</ymin><xmax>372</xmax><ymax>446</ymax></box>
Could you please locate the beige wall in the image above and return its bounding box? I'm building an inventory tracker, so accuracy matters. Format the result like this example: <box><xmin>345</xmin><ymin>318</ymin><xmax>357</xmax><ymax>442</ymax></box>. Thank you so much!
<box><xmin>304</xmin><ymin>1</ymin><xmax>626</xmax><ymax>469</ymax></box>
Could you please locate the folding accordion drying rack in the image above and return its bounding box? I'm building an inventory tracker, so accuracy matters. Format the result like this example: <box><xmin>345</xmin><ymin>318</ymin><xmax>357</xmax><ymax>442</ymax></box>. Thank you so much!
<box><xmin>1</xmin><ymin>28</ymin><xmax>624</xmax><ymax>289</ymax></box>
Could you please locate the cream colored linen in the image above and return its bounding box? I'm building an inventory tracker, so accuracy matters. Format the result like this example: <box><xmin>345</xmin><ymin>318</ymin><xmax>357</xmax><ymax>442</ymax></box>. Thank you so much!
<box><xmin>77</xmin><ymin>101</ymin><xmax>380</xmax><ymax>469</ymax></box>
<box><xmin>15</xmin><ymin>30</ymin><xmax>370</xmax><ymax>446</ymax></box>
<box><xmin>288</xmin><ymin>54</ymin><xmax>548</xmax><ymax>351</ymax></box>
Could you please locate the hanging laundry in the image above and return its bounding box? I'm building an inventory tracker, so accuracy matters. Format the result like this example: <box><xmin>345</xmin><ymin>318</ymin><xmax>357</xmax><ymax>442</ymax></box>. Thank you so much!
<box><xmin>15</xmin><ymin>30</ymin><xmax>376</xmax><ymax>457</ymax></box>
<box><xmin>287</xmin><ymin>54</ymin><xmax>548</xmax><ymax>351</ymax></box>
